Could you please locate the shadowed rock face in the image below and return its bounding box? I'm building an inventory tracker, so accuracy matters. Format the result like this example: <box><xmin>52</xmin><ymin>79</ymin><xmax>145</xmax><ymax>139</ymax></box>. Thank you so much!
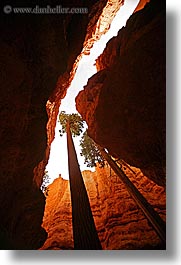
<box><xmin>41</xmin><ymin>165</ymin><xmax>166</xmax><ymax>250</ymax></box>
<box><xmin>76</xmin><ymin>0</ymin><xmax>166</xmax><ymax>186</ymax></box>
<box><xmin>0</xmin><ymin>0</ymin><xmax>106</xmax><ymax>249</ymax></box>
<box><xmin>0</xmin><ymin>0</ymin><xmax>165</xmax><ymax>249</ymax></box>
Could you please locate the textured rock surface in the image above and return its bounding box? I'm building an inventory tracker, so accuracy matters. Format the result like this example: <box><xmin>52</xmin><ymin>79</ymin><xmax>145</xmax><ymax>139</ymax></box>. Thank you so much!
<box><xmin>0</xmin><ymin>0</ymin><xmax>165</xmax><ymax>249</ymax></box>
<box><xmin>34</xmin><ymin>0</ymin><xmax>125</xmax><ymax>187</ymax></box>
<box><xmin>41</xmin><ymin>165</ymin><xmax>166</xmax><ymax>250</ymax></box>
<box><xmin>76</xmin><ymin>0</ymin><xmax>166</xmax><ymax>186</ymax></box>
<box><xmin>40</xmin><ymin>177</ymin><xmax>73</xmax><ymax>250</ymax></box>
<box><xmin>83</xmin><ymin>0</ymin><xmax>124</xmax><ymax>55</ymax></box>
<box><xmin>43</xmin><ymin>0</ymin><xmax>125</xmax><ymax>176</ymax></box>
<box><xmin>134</xmin><ymin>0</ymin><xmax>150</xmax><ymax>12</ymax></box>
<box><xmin>0</xmin><ymin>0</ymin><xmax>107</xmax><ymax>249</ymax></box>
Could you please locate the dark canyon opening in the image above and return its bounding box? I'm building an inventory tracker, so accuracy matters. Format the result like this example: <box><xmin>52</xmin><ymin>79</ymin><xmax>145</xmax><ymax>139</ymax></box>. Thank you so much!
<box><xmin>0</xmin><ymin>0</ymin><xmax>165</xmax><ymax>250</ymax></box>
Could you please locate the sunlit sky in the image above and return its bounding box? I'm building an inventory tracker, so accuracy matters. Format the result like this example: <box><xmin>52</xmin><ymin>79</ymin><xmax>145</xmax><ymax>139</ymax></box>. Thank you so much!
<box><xmin>46</xmin><ymin>0</ymin><xmax>139</xmax><ymax>183</ymax></box>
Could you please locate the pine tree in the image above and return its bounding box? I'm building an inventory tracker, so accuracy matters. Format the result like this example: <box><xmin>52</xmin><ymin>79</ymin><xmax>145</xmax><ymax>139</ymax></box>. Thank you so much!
<box><xmin>59</xmin><ymin>111</ymin><xmax>102</xmax><ymax>249</ymax></box>
<box><xmin>58</xmin><ymin>111</ymin><xmax>166</xmax><ymax>247</ymax></box>
<box><xmin>59</xmin><ymin>111</ymin><xmax>84</xmax><ymax>137</ymax></box>
<box><xmin>80</xmin><ymin>130</ymin><xmax>105</xmax><ymax>168</ymax></box>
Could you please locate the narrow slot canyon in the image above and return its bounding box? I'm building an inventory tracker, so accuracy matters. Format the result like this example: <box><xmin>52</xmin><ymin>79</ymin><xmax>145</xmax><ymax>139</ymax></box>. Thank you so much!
<box><xmin>0</xmin><ymin>0</ymin><xmax>165</xmax><ymax>250</ymax></box>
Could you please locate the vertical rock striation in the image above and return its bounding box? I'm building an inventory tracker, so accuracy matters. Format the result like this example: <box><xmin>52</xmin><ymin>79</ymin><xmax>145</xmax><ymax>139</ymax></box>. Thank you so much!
<box><xmin>0</xmin><ymin>0</ymin><xmax>109</xmax><ymax>249</ymax></box>
<box><xmin>40</xmin><ymin>177</ymin><xmax>73</xmax><ymax>250</ymax></box>
<box><xmin>41</xmin><ymin>165</ymin><xmax>166</xmax><ymax>250</ymax></box>
<box><xmin>76</xmin><ymin>0</ymin><xmax>166</xmax><ymax>186</ymax></box>
<box><xmin>0</xmin><ymin>0</ymin><xmax>165</xmax><ymax>249</ymax></box>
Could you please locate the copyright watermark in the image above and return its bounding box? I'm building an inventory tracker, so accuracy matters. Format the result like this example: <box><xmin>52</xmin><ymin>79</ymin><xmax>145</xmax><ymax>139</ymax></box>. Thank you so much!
<box><xmin>3</xmin><ymin>5</ymin><xmax>88</xmax><ymax>15</ymax></box>
<box><xmin>3</xmin><ymin>5</ymin><xmax>12</xmax><ymax>14</ymax></box>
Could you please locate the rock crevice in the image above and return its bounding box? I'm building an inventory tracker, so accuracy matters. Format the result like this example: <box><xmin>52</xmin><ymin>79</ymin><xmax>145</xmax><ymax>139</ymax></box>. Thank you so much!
<box><xmin>76</xmin><ymin>0</ymin><xmax>166</xmax><ymax>186</ymax></box>
<box><xmin>0</xmin><ymin>0</ymin><xmax>109</xmax><ymax>249</ymax></box>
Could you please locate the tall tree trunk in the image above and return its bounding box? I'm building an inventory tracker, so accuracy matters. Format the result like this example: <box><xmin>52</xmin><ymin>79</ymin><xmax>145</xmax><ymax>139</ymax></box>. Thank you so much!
<box><xmin>66</xmin><ymin>122</ymin><xmax>102</xmax><ymax>250</ymax></box>
<box><xmin>100</xmin><ymin>148</ymin><xmax>166</xmax><ymax>246</ymax></box>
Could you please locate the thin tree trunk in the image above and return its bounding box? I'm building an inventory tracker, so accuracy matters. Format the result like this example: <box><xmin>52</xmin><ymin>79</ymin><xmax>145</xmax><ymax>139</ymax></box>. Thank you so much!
<box><xmin>66</xmin><ymin>122</ymin><xmax>102</xmax><ymax>250</ymax></box>
<box><xmin>100</xmin><ymin>148</ymin><xmax>166</xmax><ymax>246</ymax></box>
<box><xmin>119</xmin><ymin>159</ymin><xmax>136</xmax><ymax>174</ymax></box>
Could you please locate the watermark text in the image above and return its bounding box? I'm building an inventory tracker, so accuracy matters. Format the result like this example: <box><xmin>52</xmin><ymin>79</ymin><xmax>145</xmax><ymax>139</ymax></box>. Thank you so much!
<box><xmin>3</xmin><ymin>5</ymin><xmax>88</xmax><ymax>15</ymax></box>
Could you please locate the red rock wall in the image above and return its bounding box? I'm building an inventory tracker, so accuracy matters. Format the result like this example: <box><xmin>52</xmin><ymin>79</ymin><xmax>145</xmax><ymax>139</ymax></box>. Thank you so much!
<box><xmin>34</xmin><ymin>0</ymin><xmax>125</xmax><ymax>188</ymax></box>
<box><xmin>0</xmin><ymin>0</ymin><xmax>106</xmax><ymax>249</ymax></box>
<box><xmin>41</xmin><ymin>165</ymin><xmax>165</xmax><ymax>250</ymax></box>
<box><xmin>40</xmin><ymin>177</ymin><xmax>73</xmax><ymax>250</ymax></box>
<box><xmin>76</xmin><ymin>0</ymin><xmax>166</xmax><ymax>186</ymax></box>
<box><xmin>0</xmin><ymin>0</ymin><xmax>164</xmax><ymax>249</ymax></box>
<box><xmin>134</xmin><ymin>0</ymin><xmax>150</xmax><ymax>12</ymax></box>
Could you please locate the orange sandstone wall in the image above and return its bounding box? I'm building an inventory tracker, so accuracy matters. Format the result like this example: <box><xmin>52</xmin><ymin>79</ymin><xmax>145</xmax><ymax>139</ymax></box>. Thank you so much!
<box><xmin>40</xmin><ymin>178</ymin><xmax>73</xmax><ymax>250</ymax></box>
<box><xmin>41</xmin><ymin>165</ymin><xmax>165</xmax><ymax>250</ymax></box>
<box><xmin>0</xmin><ymin>0</ymin><xmax>108</xmax><ymax>249</ymax></box>
<box><xmin>76</xmin><ymin>0</ymin><xmax>166</xmax><ymax>186</ymax></box>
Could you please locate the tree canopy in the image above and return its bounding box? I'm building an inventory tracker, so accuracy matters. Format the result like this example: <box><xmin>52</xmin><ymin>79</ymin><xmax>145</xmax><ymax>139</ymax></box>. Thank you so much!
<box><xmin>59</xmin><ymin>111</ymin><xmax>104</xmax><ymax>168</ymax></box>
<box><xmin>59</xmin><ymin>111</ymin><xmax>84</xmax><ymax>137</ymax></box>
<box><xmin>80</xmin><ymin>130</ymin><xmax>105</xmax><ymax>168</ymax></box>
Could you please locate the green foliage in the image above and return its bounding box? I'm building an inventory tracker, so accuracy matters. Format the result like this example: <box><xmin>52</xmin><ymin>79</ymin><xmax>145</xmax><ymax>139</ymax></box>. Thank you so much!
<box><xmin>59</xmin><ymin>111</ymin><xmax>84</xmax><ymax>137</ymax></box>
<box><xmin>80</xmin><ymin>130</ymin><xmax>105</xmax><ymax>168</ymax></box>
<box><xmin>58</xmin><ymin>111</ymin><xmax>104</xmax><ymax>168</ymax></box>
<box><xmin>41</xmin><ymin>171</ymin><xmax>50</xmax><ymax>195</ymax></box>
